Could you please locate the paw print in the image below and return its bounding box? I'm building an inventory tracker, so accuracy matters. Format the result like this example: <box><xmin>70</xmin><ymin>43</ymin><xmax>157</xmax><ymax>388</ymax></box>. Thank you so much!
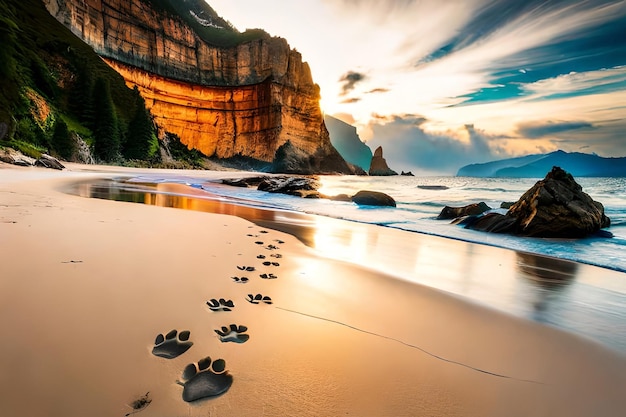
<box><xmin>270</xmin><ymin>253</ymin><xmax>282</xmax><ymax>259</ymax></box>
<box><xmin>259</xmin><ymin>273</ymin><xmax>277</xmax><ymax>280</ymax></box>
<box><xmin>207</xmin><ymin>298</ymin><xmax>234</xmax><ymax>311</ymax></box>
<box><xmin>179</xmin><ymin>356</ymin><xmax>233</xmax><ymax>402</ymax></box>
<box><xmin>257</xmin><ymin>254</ymin><xmax>266</xmax><ymax>259</ymax></box>
<box><xmin>152</xmin><ymin>330</ymin><xmax>193</xmax><ymax>359</ymax></box>
<box><xmin>232</xmin><ymin>276</ymin><xmax>249</xmax><ymax>283</ymax></box>
<box><xmin>215</xmin><ymin>324</ymin><xmax>249</xmax><ymax>343</ymax></box>
<box><xmin>246</xmin><ymin>294</ymin><xmax>273</xmax><ymax>305</ymax></box>
<box><xmin>237</xmin><ymin>265</ymin><xmax>255</xmax><ymax>271</ymax></box>
<box><xmin>262</xmin><ymin>261</ymin><xmax>280</xmax><ymax>267</ymax></box>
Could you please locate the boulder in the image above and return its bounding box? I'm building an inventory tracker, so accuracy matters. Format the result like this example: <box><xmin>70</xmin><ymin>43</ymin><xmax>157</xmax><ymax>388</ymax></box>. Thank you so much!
<box><xmin>456</xmin><ymin>212</ymin><xmax>517</xmax><ymax>234</ymax></box>
<box><xmin>456</xmin><ymin>167</ymin><xmax>611</xmax><ymax>238</ymax></box>
<box><xmin>0</xmin><ymin>147</ymin><xmax>35</xmax><ymax>166</ymax></box>
<box><xmin>368</xmin><ymin>146</ymin><xmax>397</xmax><ymax>176</ymax></box>
<box><xmin>222</xmin><ymin>176</ymin><xmax>269</xmax><ymax>188</ymax></box>
<box><xmin>352</xmin><ymin>190</ymin><xmax>396</xmax><ymax>207</ymax></box>
<box><xmin>258</xmin><ymin>176</ymin><xmax>321</xmax><ymax>198</ymax></box>
<box><xmin>35</xmin><ymin>154</ymin><xmax>65</xmax><ymax>170</ymax></box>
<box><xmin>437</xmin><ymin>202</ymin><xmax>491</xmax><ymax>220</ymax></box>
<box><xmin>506</xmin><ymin>166</ymin><xmax>610</xmax><ymax>237</ymax></box>
<box><xmin>401</xmin><ymin>171</ymin><xmax>414</xmax><ymax>176</ymax></box>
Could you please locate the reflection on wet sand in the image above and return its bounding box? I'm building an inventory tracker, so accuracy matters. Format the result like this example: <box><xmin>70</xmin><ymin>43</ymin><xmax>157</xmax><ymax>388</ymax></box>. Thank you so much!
<box><xmin>71</xmin><ymin>179</ymin><xmax>320</xmax><ymax>246</ymax></box>
<box><xmin>67</xmin><ymin>177</ymin><xmax>626</xmax><ymax>352</ymax></box>
<box><xmin>516</xmin><ymin>252</ymin><xmax>579</xmax><ymax>286</ymax></box>
<box><xmin>515</xmin><ymin>252</ymin><xmax>578</xmax><ymax>321</ymax></box>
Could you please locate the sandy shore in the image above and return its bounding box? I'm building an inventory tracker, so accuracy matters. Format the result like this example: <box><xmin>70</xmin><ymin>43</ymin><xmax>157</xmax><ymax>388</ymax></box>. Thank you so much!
<box><xmin>1</xmin><ymin>162</ymin><xmax>625</xmax><ymax>417</ymax></box>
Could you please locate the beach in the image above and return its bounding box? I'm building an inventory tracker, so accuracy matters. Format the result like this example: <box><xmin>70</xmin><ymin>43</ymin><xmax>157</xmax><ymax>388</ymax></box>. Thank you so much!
<box><xmin>1</xmin><ymin>162</ymin><xmax>625</xmax><ymax>417</ymax></box>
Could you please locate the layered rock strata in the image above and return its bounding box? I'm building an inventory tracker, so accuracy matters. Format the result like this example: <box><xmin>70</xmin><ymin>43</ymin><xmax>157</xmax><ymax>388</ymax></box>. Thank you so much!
<box><xmin>44</xmin><ymin>0</ymin><xmax>348</xmax><ymax>170</ymax></box>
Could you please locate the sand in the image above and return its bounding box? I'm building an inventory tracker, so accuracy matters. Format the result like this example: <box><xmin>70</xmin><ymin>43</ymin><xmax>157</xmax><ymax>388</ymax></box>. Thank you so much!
<box><xmin>1</xmin><ymin>162</ymin><xmax>625</xmax><ymax>417</ymax></box>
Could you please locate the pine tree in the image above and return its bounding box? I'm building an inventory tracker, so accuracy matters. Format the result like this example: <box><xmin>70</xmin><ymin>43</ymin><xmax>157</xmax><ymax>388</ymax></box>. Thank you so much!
<box><xmin>51</xmin><ymin>118</ymin><xmax>74</xmax><ymax>160</ymax></box>
<box><xmin>124</xmin><ymin>86</ymin><xmax>157</xmax><ymax>160</ymax></box>
<box><xmin>92</xmin><ymin>77</ymin><xmax>120</xmax><ymax>161</ymax></box>
<box><xmin>68</xmin><ymin>65</ymin><xmax>95</xmax><ymax>129</ymax></box>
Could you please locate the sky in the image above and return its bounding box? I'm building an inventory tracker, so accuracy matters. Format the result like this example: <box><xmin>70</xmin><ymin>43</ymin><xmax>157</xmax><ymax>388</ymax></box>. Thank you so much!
<box><xmin>208</xmin><ymin>0</ymin><xmax>626</xmax><ymax>174</ymax></box>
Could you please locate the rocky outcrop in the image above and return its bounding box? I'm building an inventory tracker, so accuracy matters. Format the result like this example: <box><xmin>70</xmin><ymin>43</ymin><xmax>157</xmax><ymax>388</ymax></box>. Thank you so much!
<box><xmin>0</xmin><ymin>148</ymin><xmax>36</xmax><ymax>166</ymax></box>
<box><xmin>257</xmin><ymin>176</ymin><xmax>321</xmax><ymax>198</ymax></box>
<box><xmin>221</xmin><ymin>175</ymin><xmax>395</xmax><ymax>205</ymax></box>
<box><xmin>453</xmin><ymin>167</ymin><xmax>611</xmax><ymax>238</ymax></box>
<box><xmin>44</xmin><ymin>0</ymin><xmax>352</xmax><ymax>173</ymax></box>
<box><xmin>351</xmin><ymin>190</ymin><xmax>396</xmax><ymax>207</ymax></box>
<box><xmin>369</xmin><ymin>146</ymin><xmax>397</xmax><ymax>176</ymax></box>
<box><xmin>506</xmin><ymin>166</ymin><xmax>610</xmax><ymax>237</ymax></box>
<box><xmin>437</xmin><ymin>202</ymin><xmax>491</xmax><ymax>220</ymax></box>
<box><xmin>0</xmin><ymin>148</ymin><xmax>65</xmax><ymax>170</ymax></box>
<box><xmin>35</xmin><ymin>154</ymin><xmax>65</xmax><ymax>170</ymax></box>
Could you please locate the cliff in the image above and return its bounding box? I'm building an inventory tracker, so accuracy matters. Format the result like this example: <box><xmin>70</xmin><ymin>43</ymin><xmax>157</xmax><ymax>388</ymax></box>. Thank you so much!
<box><xmin>44</xmin><ymin>0</ymin><xmax>352</xmax><ymax>172</ymax></box>
<box><xmin>324</xmin><ymin>115</ymin><xmax>372</xmax><ymax>171</ymax></box>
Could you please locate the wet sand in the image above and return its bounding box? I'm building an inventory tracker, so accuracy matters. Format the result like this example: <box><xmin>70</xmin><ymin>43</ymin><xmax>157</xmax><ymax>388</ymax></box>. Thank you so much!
<box><xmin>1</xmin><ymin>162</ymin><xmax>625</xmax><ymax>417</ymax></box>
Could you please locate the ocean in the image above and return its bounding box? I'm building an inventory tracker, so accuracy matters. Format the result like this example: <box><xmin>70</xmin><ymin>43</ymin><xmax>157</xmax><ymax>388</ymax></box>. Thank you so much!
<box><xmin>75</xmin><ymin>173</ymin><xmax>626</xmax><ymax>352</ymax></box>
<box><xmin>192</xmin><ymin>175</ymin><xmax>626</xmax><ymax>273</ymax></box>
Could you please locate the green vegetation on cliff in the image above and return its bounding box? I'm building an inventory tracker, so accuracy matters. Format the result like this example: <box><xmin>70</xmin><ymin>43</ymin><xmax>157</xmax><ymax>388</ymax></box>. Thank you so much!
<box><xmin>145</xmin><ymin>0</ymin><xmax>268</xmax><ymax>47</ymax></box>
<box><xmin>0</xmin><ymin>0</ymin><xmax>158</xmax><ymax>164</ymax></box>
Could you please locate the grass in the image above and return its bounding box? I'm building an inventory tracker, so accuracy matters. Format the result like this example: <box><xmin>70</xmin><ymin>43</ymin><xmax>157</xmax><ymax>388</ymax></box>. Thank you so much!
<box><xmin>1</xmin><ymin>140</ymin><xmax>45</xmax><ymax>159</ymax></box>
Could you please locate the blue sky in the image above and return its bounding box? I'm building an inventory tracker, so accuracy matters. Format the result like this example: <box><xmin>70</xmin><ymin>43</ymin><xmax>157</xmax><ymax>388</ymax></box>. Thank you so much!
<box><xmin>208</xmin><ymin>0</ymin><xmax>626</xmax><ymax>174</ymax></box>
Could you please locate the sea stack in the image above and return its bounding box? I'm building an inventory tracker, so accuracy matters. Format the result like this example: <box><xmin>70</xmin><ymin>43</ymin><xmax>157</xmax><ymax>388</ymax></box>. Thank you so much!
<box><xmin>369</xmin><ymin>146</ymin><xmax>397</xmax><ymax>176</ymax></box>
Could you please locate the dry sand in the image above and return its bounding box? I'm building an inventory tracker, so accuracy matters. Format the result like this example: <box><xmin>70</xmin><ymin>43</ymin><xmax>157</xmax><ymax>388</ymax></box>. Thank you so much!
<box><xmin>1</xmin><ymin>162</ymin><xmax>625</xmax><ymax>417</ymax></box>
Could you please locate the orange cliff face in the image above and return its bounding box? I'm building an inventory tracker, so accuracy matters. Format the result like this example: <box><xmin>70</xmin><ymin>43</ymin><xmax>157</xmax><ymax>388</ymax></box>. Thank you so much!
<box><xmin>44</xmin><ymin>0</ymin><xmax>348</xmax><ymax>169</ymax></box>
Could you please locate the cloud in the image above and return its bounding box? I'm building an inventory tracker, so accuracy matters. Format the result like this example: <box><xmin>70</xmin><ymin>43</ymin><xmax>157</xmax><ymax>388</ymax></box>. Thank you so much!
<box><xmin>367</xmin><ymin>88</ymin><xmax>390</xmax><ymax>94</ymax></box>
<box><xmin>340</xmin><ymin>97</ymin><xmax>361</xmax><ymax>104</ymax></box>
<box><xmin>517</xmin><ymin>120</ymin><xmax>594</xmax><ymax>138</ymax></box>
<box><xmin>364</xmin><ymin>115</ymin><xmax>507</xmax><ymax>174</ymax></box>
<box><xmin>339</xmin><ymin>71</ymin><xmax>366</xmax><ymax>95</ymax></box>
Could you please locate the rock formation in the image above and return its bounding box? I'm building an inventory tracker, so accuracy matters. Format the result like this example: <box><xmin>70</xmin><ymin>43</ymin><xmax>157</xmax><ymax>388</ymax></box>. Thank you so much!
<box><xmin>437</xmin><ymin>202</ymin><xmax>490</xmax><ymax>220</ymax></box>
<box><xmin>221</xmin><ymin>175</ymin><xmax>395</xmax><ymax>204</ymax></box>
<box><xmin>368</xmin><ymin>146</ymin><xmax>397</xmax><ymax>176</ymax></box>
<box><xmin>351</xmin><ymin>190</ymin><xmax>396</xmax><ymax>207</ymax></box>
<box><xmin>0</xmin><ymin>147</ymin><xmax>65</xmax><ymax>170</ymax></box>
<box><xmin>257</xmin><ymin>176</ymin><xmax>321</xmax><ymax>198</ymax></box>
<box><xmin>44</xmin><ymin>0</ymin><xmax>352</xmax><ymax>173</ymax></box>
<box><xmin>451</xmin><ymin>167</ymin><xmax>611</xmax><ymax>238</ymax></box>
<box><xmin>506</xmin><ymin>166</ymin><xmax>610</xmax><ymax>237</ymax></box>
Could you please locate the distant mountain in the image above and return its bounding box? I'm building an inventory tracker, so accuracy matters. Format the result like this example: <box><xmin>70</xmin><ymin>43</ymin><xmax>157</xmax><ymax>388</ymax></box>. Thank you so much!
<box><xmin>324</xmin><ymin>115</ymin><xmax>372</xmax><ymax>171</ymax></box>
<box><xmin>457</xmin><ymin>150</ymin><xmax>626</xmax><ymax>178</ymax></box>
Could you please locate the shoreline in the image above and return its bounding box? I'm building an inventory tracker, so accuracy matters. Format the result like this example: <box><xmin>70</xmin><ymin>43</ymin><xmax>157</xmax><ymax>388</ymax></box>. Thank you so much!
<box><xmin>64</xmin><ymin>168</ymin><xmax>626</xmax><ymax>352</ymax></box>
<box><xmin>2</xmin><ymin>162</ymin><xmax>626</xmax><ymax>416</ymax></box>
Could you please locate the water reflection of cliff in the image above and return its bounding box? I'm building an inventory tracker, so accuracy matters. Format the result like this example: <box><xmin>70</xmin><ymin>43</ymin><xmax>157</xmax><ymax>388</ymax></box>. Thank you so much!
<box><xmin>74</xmin><ymin>179</ymin><xmax>319</xmax><ymax>246</ymax></box>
